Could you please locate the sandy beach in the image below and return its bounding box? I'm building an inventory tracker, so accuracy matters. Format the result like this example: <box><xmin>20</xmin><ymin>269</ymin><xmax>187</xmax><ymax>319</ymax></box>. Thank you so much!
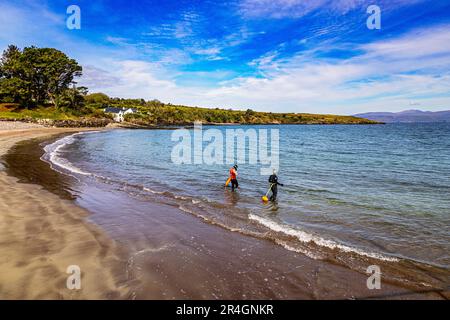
<box><xmin>0</xmin><ymin>122</ymin><xmax>128</xmax><ymax>299</ymax></box>
<box><xmin>0</xmin><ymin>121</ymin><xmax>447</xmax><ymax>300</ymax></box>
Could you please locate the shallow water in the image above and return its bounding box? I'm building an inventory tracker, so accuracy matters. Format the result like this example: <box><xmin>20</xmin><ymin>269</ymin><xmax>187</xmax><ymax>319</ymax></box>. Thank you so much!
<box><xmin>42</xmin><ymin>123</ymin><xmax>450</xmax><ymax>290</ymax></box>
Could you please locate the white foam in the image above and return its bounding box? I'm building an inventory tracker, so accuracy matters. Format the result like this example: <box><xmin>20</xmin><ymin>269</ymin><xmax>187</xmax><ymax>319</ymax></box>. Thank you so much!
<box><xmin>179</xmin><ymin>205</ymin><xmax>210</xmax><ymax>222</ymax></box>
<box><xmin>178</xmin><ymin>205</ymin><xmax>240</xmax><ymax>232</ymax></box>
<box><xmin>42</xmin><ymin>132</ymin><xmax>96</xmax><ymax>176</ymax></box>
<box><xmin>143</xmin><ymin>187</ymin><xmax>164</xmax><ymax>194</ymax></box>
<box><xmin>133</xmin><ymin>244</ymin><xmax>172</xmax><ymax>256</ymax></box>
<box><xmin>274</xmin><ymin>239</ymin><xmax>322</xmax><ymax>260</ymax></box>
<box><xmin>248</xmin><ymin>214</ymin><xmax>399</xmax><ymax>262</ymax></box>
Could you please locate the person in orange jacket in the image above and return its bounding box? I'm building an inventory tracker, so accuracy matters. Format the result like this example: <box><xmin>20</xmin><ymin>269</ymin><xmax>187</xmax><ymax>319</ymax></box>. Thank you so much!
<box><xmin>229</xmin><ymin>164</ymin><xmax>239</xmax><ymax>191</ymax></box>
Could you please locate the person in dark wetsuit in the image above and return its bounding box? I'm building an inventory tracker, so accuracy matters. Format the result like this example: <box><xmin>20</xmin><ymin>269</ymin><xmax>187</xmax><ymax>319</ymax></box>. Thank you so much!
<box><xmin>230</xmin><ymin>164</ymin><xmax>239</xmax><ymax>191</ymax></box>
<box><xmin>268</xmin><ymin>170</ymin><xmax>283</xmax><ymax>201</ymax></box>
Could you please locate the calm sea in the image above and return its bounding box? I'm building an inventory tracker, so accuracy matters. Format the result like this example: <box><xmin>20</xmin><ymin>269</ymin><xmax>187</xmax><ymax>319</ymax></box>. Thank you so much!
<box><xmin>43</xmin><ymin>123</ymin><xmax>450</xmax><ymax>287</ymax></box>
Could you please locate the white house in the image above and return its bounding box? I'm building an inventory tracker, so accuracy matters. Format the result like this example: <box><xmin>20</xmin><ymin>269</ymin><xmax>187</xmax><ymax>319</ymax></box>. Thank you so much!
<box><xmin>104</xmin><ymin>107</ymin><xmax>137</xmax><ymax>122</ymax></box>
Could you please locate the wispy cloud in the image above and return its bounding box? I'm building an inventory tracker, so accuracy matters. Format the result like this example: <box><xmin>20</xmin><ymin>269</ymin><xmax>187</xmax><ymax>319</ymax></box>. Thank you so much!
<box><xmin>239</xmin><ymin>0</ymin><xmax>326</xmax><ymax>19</ymax></box>
<box><xmin>141</xmin><ymin>14</ymin><xmax>258</xmax><ymax>62</ymax></box>
<box><xmin>81</xmin><ymin>65</ymin><xmax>121</xmax><ymax>88</ymax></box>
<box><xmin>239</xmin><ymin>0</ymin><xmax>427</xmax><ymax>19</ymax></box>
<box><xmin>0</xmin><ymin>1</ymin><xmax>64</xmax><ymax>46</ymax></box>
<box><xmin>362</xmin><ymin>24</ymin><xmax>450</xmax><ymax>61</ymax></box>
<box><xmin>142</xmin><ymin>10</ymin><xmax>203</xmax><ymax>41</ymax></box>
<box><xmin>200</xmin><ymin>24</ymin><xmax>450</xmax><ymax>113</ymax></box>
<box><xmin>80</xmin><ymin>23</ymin><xmax>450</xmax><ymax>114</ymax></box>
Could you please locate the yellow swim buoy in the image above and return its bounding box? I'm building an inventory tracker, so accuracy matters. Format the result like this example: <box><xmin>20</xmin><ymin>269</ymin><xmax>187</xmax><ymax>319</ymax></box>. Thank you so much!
<box><xmin>225</xmin><ymin>177</ymin><xmax>231</xmax><ymax>187</ymax></box>
<box><xmin>262</xmin><ymin>183</ymin><xmax>274</xmax><ymax>202</ymax></box>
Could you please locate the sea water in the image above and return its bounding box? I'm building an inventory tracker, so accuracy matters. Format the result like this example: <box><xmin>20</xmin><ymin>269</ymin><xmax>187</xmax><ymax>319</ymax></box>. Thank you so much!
<box><xmin>43</xmin><ymin>123</ymin><xmax>450</xmax><ymax>276</ymax></box>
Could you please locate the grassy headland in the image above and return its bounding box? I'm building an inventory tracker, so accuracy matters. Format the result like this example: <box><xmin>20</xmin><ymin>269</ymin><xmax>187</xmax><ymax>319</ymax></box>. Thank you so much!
<box><xmin>0</xmin><ymin>99</ymin><xmax>380</xmax><ymax>126</ymax></box>
<box><xmin>0</xmin><ymin>45</ymin><xmax>379</xmax><ymax>127</ymax></box>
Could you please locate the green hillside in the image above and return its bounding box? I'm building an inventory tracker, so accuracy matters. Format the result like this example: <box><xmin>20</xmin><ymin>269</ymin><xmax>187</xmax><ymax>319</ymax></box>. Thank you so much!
<box><xmin>0</xmin><ymin>45</ymin><xmax>379</xmax><ymax>126</ymax></box>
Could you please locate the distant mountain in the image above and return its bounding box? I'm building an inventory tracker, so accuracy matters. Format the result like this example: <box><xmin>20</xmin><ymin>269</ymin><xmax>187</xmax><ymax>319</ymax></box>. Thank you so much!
<box><xmin>354</xmin><ymin>110</ymin><xmax>450</xmax><ymax>123</ymax></box>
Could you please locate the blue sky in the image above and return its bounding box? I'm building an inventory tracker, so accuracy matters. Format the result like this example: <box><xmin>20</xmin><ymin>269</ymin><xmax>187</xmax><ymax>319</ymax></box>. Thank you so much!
<box><xmin>1</xmin><ymin>0</ymin><xmax>450</xmax><ymax>114</ymax></box>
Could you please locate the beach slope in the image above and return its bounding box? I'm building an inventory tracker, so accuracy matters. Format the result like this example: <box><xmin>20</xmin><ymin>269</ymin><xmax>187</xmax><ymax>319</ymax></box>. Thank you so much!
<box><xmin>0</xmin><ymin>122</ymin><xmax>127</xmax><ymax>299</ymax></box>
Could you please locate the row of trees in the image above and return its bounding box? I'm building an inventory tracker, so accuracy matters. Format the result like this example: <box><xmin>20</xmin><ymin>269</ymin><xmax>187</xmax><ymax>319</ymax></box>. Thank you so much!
<box><xmin>0</xmin><ymin>45</ymin><xmax>86</xmax><ymax>109</ymax></box>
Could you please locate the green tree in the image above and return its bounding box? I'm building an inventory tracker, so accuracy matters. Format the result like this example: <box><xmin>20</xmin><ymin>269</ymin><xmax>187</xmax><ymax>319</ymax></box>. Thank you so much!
<box><xmin>0</xmin><ymin>45</ymin><xmax>29</xmax><ymax>104</ymax></box>
<box><xmin>57</xmin><ymin>85</ymin><xmax>88</xmax><ymax>111</ymax></box>
<box><xmin>85</xmin><ymin>92</ymin><xmax>110</xmax><ymax>104</ymax></box>
<box><xmin>245</xmin><ymin>108</ymin><xmax>255</xmax><ymax>122</ymax></box>
<box><xmin>0</xmin><ymin>45</ymin><xmax>82</xmax><ymax>108</ymax></box>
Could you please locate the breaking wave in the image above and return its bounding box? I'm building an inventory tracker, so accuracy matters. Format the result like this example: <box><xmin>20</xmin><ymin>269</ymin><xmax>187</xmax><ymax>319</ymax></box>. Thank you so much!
<box><xmin>249</xmin><ymin>213</ymin><xmax>399</xmax><ymax>262</ymax></box>
<box><xmin>42</xmin><ymin>132</ymin><xmax>96</xmax><ymax>176</ymax></box>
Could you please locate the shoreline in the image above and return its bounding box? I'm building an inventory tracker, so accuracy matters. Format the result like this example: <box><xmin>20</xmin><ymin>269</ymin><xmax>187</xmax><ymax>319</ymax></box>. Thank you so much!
<box><xmin>0</xmin><ymin>117</ymin><xmax>384</xmax><ymax>128</ymax></box>
<box><xmin>0</xmin><ymin>124</ymin><xmax>130</xmax><ymax>299</ymax></box>
<box><xmin>0</xmin><ymin>122</ymin><xmax>446</xmax><ymax>299</ymax></box>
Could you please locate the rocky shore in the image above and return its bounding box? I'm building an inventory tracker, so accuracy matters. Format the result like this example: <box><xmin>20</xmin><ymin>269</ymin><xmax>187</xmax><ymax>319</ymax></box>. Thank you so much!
<box><xmin>0</xmin><ymin>118</ymin><xmax>186</xmax><ymax>130</ymax></box>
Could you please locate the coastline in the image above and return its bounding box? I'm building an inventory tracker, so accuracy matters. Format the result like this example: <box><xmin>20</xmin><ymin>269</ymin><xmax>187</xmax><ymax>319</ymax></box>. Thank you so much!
<box><xmin>0</xmin><ymin>124</ymin><xmax>129</xmax><ymax>299</ymax></box>
<box><xmin>0</xmin><ymin>122</ymin><xmax>447</xmax><ymax>299</ymax></box>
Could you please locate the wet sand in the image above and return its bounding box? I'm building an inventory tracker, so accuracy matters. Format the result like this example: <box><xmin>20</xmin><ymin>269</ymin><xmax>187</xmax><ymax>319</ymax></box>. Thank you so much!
<box><xmin>0</xmin><ymin>125</ymin><xmax>129</xmax><ymax>299</ymax></box>
<box><xmin>0</xmin><ymin>123</ymin><xmax>447</xmax><ymax>299</ymax></box>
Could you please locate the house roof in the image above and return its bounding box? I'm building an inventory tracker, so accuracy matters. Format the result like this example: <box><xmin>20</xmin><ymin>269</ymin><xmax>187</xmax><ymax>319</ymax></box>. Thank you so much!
<box><xmin>104</xmin><ymin>107</ymin><xmax>137</xmax><ymax>113</ymax></box>
<box><xmin>104</xmin><ymin>107</ymin><xmax>124</xmax><ymax>113</ymax></box>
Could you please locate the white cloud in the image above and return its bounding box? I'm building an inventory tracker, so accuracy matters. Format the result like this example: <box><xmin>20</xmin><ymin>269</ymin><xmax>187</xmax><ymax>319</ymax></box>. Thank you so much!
<box><xmin>0</xmin><ymin>2</ymin><xmax>64</xmax><ymax>47</ymax></box>
<box><xmin>194</xmin><ymin>47</ymin><xmax>221</xmax><ymax>55</ymax></box>
<box><xmin>362</xmin><ymin>25</ymin><xmax>450</xmax><ymax>61</ymax></box>
<box><xmin>105</xmin><ymin>36</ymin><xmax>130</xmax><ymax>46</ymax></box>
<box><xmin>239</xmin><ymin>0</ymin><xmax>327</xmax><ymax>19</ymax></box>
<box><xmin>142</xmin><ymin>10</ymin><xmax>202</xmax><ymax>40</ymax></box>
<box><xmin>80</xmin><ymin>59</ymin><xmax>203</xmax><ymax>103</ymax></box>
<box><xmin>80</xmin><ymin>65</ymin><xmax>121</xmax><ymax>89</ymax></box>
<box><xmin>239</xmin><ymin>0</ymin><xmax>427</xmax><ymax>19</ymax></box>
